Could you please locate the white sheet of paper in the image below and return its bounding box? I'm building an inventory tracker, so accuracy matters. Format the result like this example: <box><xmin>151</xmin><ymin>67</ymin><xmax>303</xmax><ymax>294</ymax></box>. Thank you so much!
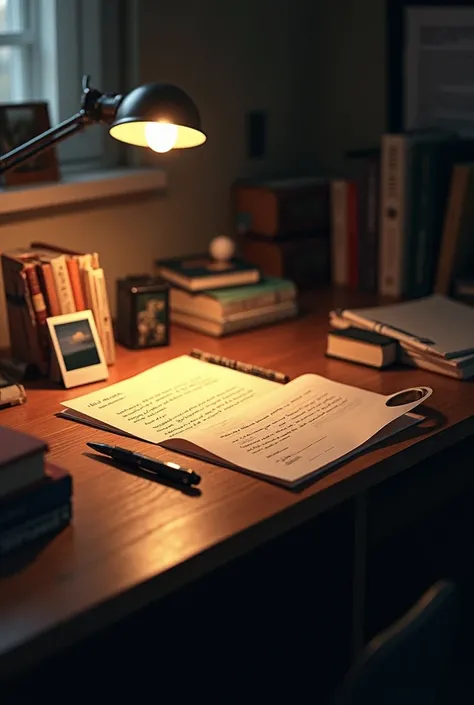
<box><xmin>61</xmin><ymin>355</ymin><xmax>277</xmax><ymax>443</ymax></box>
<box><xmin>60</xmin><ymin>355</ymin><xmax>432</xmax><ymax>485</ymax></box>
<box><xmin>183</xmin><ymin>374</ymin><xmax>431</xmax><ymax>483</ymax></box>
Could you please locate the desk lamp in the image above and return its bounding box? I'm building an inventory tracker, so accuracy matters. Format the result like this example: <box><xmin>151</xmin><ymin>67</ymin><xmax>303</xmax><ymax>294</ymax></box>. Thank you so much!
<box><xmin>0</xmin><ymin>75</ymin><xmax>206</xmax><ymax>174</ymax></box>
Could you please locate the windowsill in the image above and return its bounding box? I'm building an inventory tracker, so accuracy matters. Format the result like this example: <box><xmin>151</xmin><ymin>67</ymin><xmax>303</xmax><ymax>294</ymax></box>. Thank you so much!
<box><xmin>0</xmin><ymin>167</ymin><xmax>167</xmax><ymax>218</ymax></box>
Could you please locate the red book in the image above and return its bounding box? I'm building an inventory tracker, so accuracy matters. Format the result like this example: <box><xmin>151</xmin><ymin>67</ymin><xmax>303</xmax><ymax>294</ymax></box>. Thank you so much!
<box><xmin>347</xmin><ymin>181</ymin><xmax>359</xmax><ymax>288</ymax></box>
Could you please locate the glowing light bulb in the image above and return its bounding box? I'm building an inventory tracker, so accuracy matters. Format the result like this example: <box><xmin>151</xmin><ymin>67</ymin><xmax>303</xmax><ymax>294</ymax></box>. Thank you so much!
<box><xmin>145</xmin><ymin>122</ymin><xmax>178</xmax><ymax>153</ymax></box>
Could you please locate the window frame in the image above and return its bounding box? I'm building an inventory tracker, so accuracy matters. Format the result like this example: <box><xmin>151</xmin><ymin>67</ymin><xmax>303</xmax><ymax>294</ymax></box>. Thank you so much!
<box><xmin>0</xmin><ymin>0</ymin><xmax>130</xmax><ymax>171</ymax></box>
<box><xmin>0</xmin><ymin>0</ymin><xmax>35</xmax><ymax>102</ymax></box>
<box><xmin>33</xmin><ymin>0</ymin><xmax>117</xmax><ymax>167</ymax></box>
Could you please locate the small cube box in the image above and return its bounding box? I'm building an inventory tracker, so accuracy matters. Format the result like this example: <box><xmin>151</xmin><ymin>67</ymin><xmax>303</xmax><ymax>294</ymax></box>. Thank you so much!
<box><xmin>116</xmin><ymin>275</ymin><xmax>170</xmax><ymax>349</ymax></box>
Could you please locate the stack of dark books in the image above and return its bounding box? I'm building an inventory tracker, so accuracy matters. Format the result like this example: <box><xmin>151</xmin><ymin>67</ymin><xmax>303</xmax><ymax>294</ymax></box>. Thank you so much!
<box><xmin>232</xmin><ymin>176</ymin><xmax>331</xmax><ymax>290</ymax></box>
<box><xmin>0</xmin><ymin>426</ymin><xmax>72</xmax><ymax>556</ymax></box>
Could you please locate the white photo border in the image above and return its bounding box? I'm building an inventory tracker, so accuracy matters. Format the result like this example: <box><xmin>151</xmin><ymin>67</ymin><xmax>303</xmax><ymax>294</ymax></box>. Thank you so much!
<box><xmin>47</xmin><ymin>310</ymin><xmax>109</xmax><ymax>389</ymax></box>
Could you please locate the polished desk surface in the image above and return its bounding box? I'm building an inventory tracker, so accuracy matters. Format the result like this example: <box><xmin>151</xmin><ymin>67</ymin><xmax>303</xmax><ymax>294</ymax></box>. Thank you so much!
<box><xmin>1</xmin><ymin>288</ymin><xmax>473</xmax><ymax>677</ymax></box>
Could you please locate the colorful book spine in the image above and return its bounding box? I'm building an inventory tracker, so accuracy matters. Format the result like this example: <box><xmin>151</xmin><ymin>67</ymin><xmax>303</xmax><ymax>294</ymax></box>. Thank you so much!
<box><xmin>378</xmin><ymin>134</ymin><xmax>408</xmax><ymax>297</ymax></box>
<box><xmin>219</xmin><ymin>282</ymin><xmax>296</xmax><ymax>316</ymax></box>
<box><xmin>50</xmin><ymin>255</ymin><xmax>76</xmax><ymax>314</ymax></box>
<box><xmin>66</xmin><ymin>257</ymin><xmax>87</xmax><ymax>311</ymax></box>
<box><xmin>24</xmin><ymin>263</ymin><xmax>50</xmax><ymax>364</ymax></box>
<box><xmin>38</xmin><ymin>262</ymin><xmax>61</xmax><ymax>317</ymax></box>
<box><xmin>330</xmin><ymin>180</ymin><xmax>349</xmax><ymax>285</ymax></box>
<box><xmin>93</xmin><ymin>268</ymin><xmax>116</xmax><ymax>365</ymax></box>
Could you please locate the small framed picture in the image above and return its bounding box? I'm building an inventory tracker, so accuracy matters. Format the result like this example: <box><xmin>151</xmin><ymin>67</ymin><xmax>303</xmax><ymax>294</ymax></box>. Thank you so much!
<box><xmin>0</xmin><ymin>101</ymin><xmax>60</xmax><ymax>186</ymax></box>
<box><xmin>116</xmin><ymin>276</ymin><xmax>170</xmax><ymax>349</ymax></box>
<box><xmin>47</xmin><ymin>311</ymin><xmax>109</xmax><ymax>389</ymax></box>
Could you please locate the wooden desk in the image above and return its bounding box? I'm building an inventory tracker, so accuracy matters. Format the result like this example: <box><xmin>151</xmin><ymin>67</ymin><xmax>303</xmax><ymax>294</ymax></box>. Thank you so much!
<box><xmin>1</xmin><ymin>288</ymin><xmax>474</xmax><ymax>686</ymax></box>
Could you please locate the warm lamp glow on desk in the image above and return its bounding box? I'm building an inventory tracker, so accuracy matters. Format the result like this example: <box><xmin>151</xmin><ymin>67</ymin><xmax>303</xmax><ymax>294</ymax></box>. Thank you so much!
<box><xmin>0</xmin><ymin>75</ymin><xmax>206</xmax><ymax>174</ymax></box>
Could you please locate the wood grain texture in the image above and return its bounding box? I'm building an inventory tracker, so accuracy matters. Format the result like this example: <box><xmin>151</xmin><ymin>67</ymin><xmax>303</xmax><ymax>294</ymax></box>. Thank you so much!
<box><xmin>0</xmin><ymin>287</ymin><xmax>473</xmax><ymax>677</ymax></box>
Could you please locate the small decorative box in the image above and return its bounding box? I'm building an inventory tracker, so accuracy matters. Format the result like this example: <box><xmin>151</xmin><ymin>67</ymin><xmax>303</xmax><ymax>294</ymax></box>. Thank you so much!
<box><xmin>116</xmin><ymin>275</ymin><xmax>170</xmax><ymax>349</ymax></box>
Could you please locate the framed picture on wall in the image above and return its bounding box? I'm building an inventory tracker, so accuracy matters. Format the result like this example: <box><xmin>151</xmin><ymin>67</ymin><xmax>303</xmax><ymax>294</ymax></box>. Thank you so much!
<box><xmin>387</xmin><ymin>0</ymin><xmax>474</xmax><ymax>134</ymax></box>
<box><xmin>0</xmin><ymin>101</ymin><xmax>60</xmax><ymax>187</ymax></box>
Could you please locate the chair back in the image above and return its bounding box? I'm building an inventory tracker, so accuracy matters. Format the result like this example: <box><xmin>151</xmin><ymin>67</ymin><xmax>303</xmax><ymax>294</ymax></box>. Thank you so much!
<box><xmin>332</xmin><ymin>580</ymin><xmax>459</xmax><ymax>705</ymax></box>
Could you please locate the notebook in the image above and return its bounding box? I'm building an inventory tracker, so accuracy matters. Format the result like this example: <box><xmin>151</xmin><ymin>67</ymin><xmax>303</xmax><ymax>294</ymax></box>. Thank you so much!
<box><xmin>336</xmin><ymin>295</ymin><xmax>474</xmax><ymax>359</ymax></box>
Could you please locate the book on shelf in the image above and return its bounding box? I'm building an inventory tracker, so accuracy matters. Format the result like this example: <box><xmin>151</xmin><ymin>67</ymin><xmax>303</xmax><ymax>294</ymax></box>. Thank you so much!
<box><xmin>58</xmin><ymin>355</ymin><xmax>430</xmax><ymax>489</ymax></box>
<box><xmin>0</xmin><ymin>426</ymin><xmax>47</xmax><ymax>498</ymax></box>
<box><xmin>332</xmin><ymin>132</ymin><xmax>474</xmax><ymax>301</ymax></box>
<box><xmin>241</xmin><ymin>232</ymin><xmax>330</xmax><ymax>290</ymax></box>
<box><xmin>171</xmin><ymin>299</ymin><xmax>298</xmax><ymax>337</ymax></box>
<box><xmin>0</xmin><ymin>462</ymin><xmax>72</xmax><ymax>556</ymax></box>
<box><xmin>435</xmin><ymin>163</ymin><xmax>474</xmax><ymax>296</ymax></box>
<box><xmin>155</xmin><ymin>253</ymin><xmax>260</xmax><ymax>292</ymax></box>
<box><xmin>1</xmin><ymin>242</ymin><xmax>115</xmax><ymax>373</ymax></box>
<box><xmin>331</xmin><ymin>151</ymin><xmax>380</xmax><ymax>291</ymax></box>
<box><xmin>330</xmin><ymin>180</ymin><xmax>358</xmax><ymax>288</ymax></box>
<box><xmin>326</xmin><ymin>327</ymin><xmax>397</xmax><ymax>369</ymax></box>
<box><xmin>169</xmin><ymin>276</ymin><xmax>297</xmax><ymax>320</ymax></box>
<box><xmin>378</xmin><ymin>132</ymin><xmax>474</xmax><ymax>298</ymax></box>
<box><xmin>232</xmin><ymin>176</ymin><xmax>330</xmax><ymax>238</ymax></box>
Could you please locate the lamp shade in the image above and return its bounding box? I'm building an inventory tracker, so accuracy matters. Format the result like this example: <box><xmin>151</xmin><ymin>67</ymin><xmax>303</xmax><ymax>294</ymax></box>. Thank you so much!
<box><xmin>109</xmin><ymin>84</ymin><xmax>206</xmax><ymax>150</ymax></box>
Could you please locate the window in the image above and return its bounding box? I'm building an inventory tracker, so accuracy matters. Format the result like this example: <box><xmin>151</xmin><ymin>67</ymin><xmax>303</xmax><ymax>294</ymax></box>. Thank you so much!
<box><xmin>0</xmin><ymin>0</ymin><xmax>34</xmax><ymax>102</ymax></box>
<box><xmin>0</xmin><ymin>0</ymin><xmax>123</xmax><ymax>169</ymax></box>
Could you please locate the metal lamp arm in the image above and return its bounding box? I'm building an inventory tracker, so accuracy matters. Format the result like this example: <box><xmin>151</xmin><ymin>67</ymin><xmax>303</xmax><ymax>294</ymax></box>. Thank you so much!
<box><xmin>0</xmin><ymin>75</ymin><xmax>123</xmax><ymax>176</ymax></box>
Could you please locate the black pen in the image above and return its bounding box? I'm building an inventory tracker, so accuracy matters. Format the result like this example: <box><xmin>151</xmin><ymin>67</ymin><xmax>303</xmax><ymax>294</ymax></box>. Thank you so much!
<box><xmin>87</xmin><ymin>442</ymin><xmax>201</xmax><ymax>487</ymax></box>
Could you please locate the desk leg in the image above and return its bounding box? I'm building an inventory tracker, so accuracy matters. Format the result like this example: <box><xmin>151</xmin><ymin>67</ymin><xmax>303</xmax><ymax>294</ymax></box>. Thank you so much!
<box><xmin>352</xmin><ymin>491</ymin><xmax>367</xmax><ymax>659</ymax></box>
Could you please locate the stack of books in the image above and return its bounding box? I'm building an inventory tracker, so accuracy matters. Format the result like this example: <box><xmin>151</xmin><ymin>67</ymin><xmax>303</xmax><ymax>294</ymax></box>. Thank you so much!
<box><xmin>233</xmin><ymin>176</ymin><xmax>331</xmax><ymax>290</ymax></box>
<box><xmin>1</xmin><ymin>241</ymin><xmax>115</xmax><ymax>376</ymax></box>
<box><xmin>0</xmin><ymin>369</ymin><xmax>26</xmax><ymax>410</ymax></box>
<box><xmin>155</xmin><ymin>254</ymin><xmax>298</xmax><ymax>336</ymax></box>
<box><xmin>326</xmin><ymin>294</ymin><xmax>474</xmax><ymax>380</ymax></box>
<box><xmin>0</xmin><ymin>426</ymin><xmax>72</xmax><ymax>556</ymax></box>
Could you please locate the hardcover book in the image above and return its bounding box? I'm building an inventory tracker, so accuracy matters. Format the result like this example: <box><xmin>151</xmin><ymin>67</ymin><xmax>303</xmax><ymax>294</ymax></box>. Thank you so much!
<box><xmin>0</xmin><ymin>426</ymin><xmax>47</xmax><ymax>498</ymax></box>
<box><xmin>155</xmin><ymin>254</ymin><xmax>260</xmax><ymax>292</ymax></box>
<box><xmin>170</xmin><ymin>299</ymin><xmax>298</xmax><ymax>337</ymax></box>
<box><xmin>0</xmin><ymin>461</ymin><xmax>72</xmax><ymax>555</ymax></box>
<box><xmin>233</xmin><ymin>176</ymin><xmax>330</xmax><ymax>238</ymax></box>
<box><xmin>326</xmin><ymin>327</ymin><xmax>397</xmax><ymax>369</ymax></box>
<box><xmin>169</xmin><ymin>276</ymin><xmax>297</xmax><ymax>320</ymax></box>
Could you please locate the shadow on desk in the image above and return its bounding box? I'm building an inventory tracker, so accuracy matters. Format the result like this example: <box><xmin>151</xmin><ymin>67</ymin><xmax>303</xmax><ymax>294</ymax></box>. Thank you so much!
<box><xmin>0</xmin><ymin>526</ymin><xmax>70</xmax><ymax>578</ymax></box>
<box><xmin>1</xmin><ymin>501</ymin><xmax>355</xmax><ymax>704</ymax></box>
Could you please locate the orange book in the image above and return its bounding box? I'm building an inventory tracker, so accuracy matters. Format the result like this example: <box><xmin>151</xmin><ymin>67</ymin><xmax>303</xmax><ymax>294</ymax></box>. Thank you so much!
<box><xmin>38</xmin><ymin>262</ymin><xmax>61</xmax><ymax>317</ymax></box>
<box><xmin>66</xmin><ymin>257</ymin><xmax>86</xmax><ymax>311</ymax></box>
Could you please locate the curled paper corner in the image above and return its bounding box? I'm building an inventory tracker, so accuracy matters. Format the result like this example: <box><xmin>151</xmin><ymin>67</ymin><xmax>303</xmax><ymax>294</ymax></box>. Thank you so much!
<box><xmin>385</xmin><ymin>386</ymin><xmax>433</xmax><ymax>408</ymax></box>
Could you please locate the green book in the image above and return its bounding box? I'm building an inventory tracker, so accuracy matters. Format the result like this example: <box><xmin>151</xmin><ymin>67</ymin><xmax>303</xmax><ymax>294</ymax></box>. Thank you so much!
<box><xmin>170</xmin><ymin>276</ymin><xmax>297</xmax><ymax>321</ymax></box>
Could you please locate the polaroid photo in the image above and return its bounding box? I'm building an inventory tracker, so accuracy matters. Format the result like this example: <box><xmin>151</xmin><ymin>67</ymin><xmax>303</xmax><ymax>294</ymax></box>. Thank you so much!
<box><xmin>47</xmin><ymin>310</ymin><xmax>109</xmax><ymax>389</ymax></box>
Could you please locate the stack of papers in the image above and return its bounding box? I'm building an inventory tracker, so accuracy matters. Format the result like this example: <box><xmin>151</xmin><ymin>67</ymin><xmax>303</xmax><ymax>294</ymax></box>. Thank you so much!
<box><xmin>329</xmin><ymin>295</ymin><xmax>474</xmax><ymax>379</ymax></box>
